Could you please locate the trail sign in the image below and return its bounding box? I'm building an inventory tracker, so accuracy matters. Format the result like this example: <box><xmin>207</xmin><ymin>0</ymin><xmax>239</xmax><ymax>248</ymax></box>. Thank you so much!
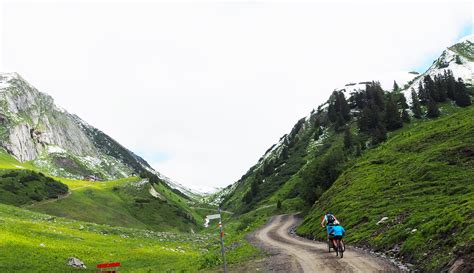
<box><xmin>96</xmin><ymin>262</ymin><xmax>121</xmax><ymax>272</ymax></box>
<box><xmin>203</xmin><ymin>209</ymin><xmax>227</xmax><ymax>273</ymax></box>
<box><xmin>204</xmin><ymin>214</ymin><xmax>221</xmax><ymax>228</ymax></box>
<box><xmin>218</xmin><ymin>208</ymin><xmax>227</xmax><ymax>273</ymax></box>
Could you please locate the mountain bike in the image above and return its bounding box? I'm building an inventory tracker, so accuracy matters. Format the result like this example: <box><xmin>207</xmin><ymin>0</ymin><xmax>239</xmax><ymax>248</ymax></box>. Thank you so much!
<box><xmin>332</xmin><ymin>237</ymin><xmax>345</xmax><ymax>258</ymax></box>
<box><xmin>324</xmin><ymin>227</ymin><xmax>333</xmax><ymax>252</ymax></box>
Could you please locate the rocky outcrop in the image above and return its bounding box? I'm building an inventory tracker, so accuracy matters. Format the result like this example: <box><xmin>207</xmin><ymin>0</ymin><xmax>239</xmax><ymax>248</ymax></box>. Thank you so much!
<box><xmin>0</xmin><ymin>73</ymin><xmax>143</xmax><ymax>179</ymax></box>
<box><xmin>0</xmin><ymin>73</ymin><xmax>99</xmax><ymax>160</ymax></box>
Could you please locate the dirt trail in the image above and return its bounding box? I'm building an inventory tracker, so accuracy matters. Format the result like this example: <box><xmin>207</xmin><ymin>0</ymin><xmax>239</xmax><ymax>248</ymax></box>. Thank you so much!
<box><xmin>251</xmin><ymin>214</ymin><xmax>400</xmax><ymax>273</ymax></box>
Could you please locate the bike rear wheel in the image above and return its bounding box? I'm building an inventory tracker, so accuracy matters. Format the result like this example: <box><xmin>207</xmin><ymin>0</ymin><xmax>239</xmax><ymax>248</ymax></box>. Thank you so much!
<box><xmin>338</xmin><ymin>241</ymin><xmax>344</xmax><ymax>258</ymax></box>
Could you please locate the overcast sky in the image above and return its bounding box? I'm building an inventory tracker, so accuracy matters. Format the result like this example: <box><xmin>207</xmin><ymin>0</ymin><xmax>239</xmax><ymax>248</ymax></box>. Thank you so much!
<box><xmin>0</xmin><ymin>1</ymin><xmax>472</xmax><ymax>191</ymax></box>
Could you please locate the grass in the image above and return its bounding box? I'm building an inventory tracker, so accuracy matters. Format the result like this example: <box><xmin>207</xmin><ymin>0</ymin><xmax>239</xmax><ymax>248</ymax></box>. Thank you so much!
<box><xmin>0</xmin><ymin>149</ymin><xmax>35</xmax><ymax>170</ymax></box>
<box><xmin>0</xmin><ymin>149</ymin><xmax>206</xmax><ymax>233</ymax></box>
<box><xmin>0</xmin><ymin>146</ymin><xmax>228</xmax><ymax>272</ymax></box>
<box><xmin>0</xmin><ymin>203</ymin><xmax>211</xmax><ymax>272</ymax></box>
<box><xmin>198</xmin><ymin>205</ymin><xmax>277</xmax><ymax>271</ymax></box>
<box><xmin>28</xmin><ymin>177</ymin><xmax>201</xmax><ymax>232</ymax></box>
<box><xmin>297</xmin><ymin>106</ymin><xmax>474</xmax><ymax>271</ymax></box>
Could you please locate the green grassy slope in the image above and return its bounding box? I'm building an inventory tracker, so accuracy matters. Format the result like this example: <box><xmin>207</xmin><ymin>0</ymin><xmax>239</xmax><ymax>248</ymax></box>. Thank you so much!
<box><xmin>0</xmin><ymin>149</ymin><xmax>204</xmax><ymax>233</ymax></box>
<box><xmin>0</xmin><ymin>149</ymin><xmax>35</xmax><ymax>169</ymax></box>
<box><xmin>297</xmin><ymin>106</ymin><xmax>474</xmax><ymax>271</ymax></box>
<box><xmin>28</xmin><ymin>177</ymin><xmax>201</xmax><ymax>232</ymax></box>
<box><xmin>0</xmin><ymin>203</ymin><xmax>211</xmax><ymax>272</ymax></box>
<box><xmin>221</xmin><ymin>116</ymin><xmax>321</xmax><ymax>214</ymax></box>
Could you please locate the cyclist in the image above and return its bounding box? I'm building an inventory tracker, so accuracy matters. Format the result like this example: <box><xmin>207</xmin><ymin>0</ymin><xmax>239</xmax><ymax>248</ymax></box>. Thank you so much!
<box><xmin>321</xmin><ymin>211</ymin><xmax>338</xmax><ymax>234</ymax></box>
<box><xmin>328</xmin><ymin>223</ymin><xmax>346</xmax><ymax>250</ymax></box>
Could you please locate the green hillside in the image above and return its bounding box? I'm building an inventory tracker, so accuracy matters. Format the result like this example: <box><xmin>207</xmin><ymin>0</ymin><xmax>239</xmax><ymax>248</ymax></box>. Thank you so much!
<box><xmin>297</xmin><ymin>106</ymin><xmax>474</xmax><ymax>271</ymax></box>
<box><xmin>28</xmin><ymin>177</ymin><xmax>203</xmax><ymax>232</ymax></box>
<box><xmin>218</xmin><ymin>57</ymin><xmax>473</xmax><ymax>271</ymax></box>
<box><xmin>0</xmin><ymin>149</ymin><xmax>205</xmax><ymax>233</ymax></box>
<box><xmin>0</xmin><ymin>203</ymin><xmax>210</xmax><ymax>272</ymax></box>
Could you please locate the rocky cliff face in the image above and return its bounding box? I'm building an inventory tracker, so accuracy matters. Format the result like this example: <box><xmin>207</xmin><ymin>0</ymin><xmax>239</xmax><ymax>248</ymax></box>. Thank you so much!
<box><xmin>0</xmin><ymin>73</ymin><xmax>145</xmax><ymax>180</ymax></box>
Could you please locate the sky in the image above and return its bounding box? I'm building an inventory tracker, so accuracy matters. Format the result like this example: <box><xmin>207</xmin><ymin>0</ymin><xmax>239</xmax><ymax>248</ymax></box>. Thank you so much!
<box><xmin>0</xmin><ymin>0</ymin><xmax>472</xmax><ymax>192</ymax></box>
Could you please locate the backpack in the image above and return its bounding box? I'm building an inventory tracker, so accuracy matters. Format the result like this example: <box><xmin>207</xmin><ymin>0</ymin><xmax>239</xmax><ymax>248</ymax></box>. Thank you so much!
<box><xmin>327</xmin><ymin>214</ymin><xmax>335</xmax><ymax>224</ymax></box>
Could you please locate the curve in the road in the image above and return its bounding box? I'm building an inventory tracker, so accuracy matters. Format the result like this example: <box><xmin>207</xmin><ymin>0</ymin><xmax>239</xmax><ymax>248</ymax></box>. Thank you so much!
<box><xmin>254</xmin><ymin>214</ymin><xmax>400</xmax><ymax>273</ymax></box>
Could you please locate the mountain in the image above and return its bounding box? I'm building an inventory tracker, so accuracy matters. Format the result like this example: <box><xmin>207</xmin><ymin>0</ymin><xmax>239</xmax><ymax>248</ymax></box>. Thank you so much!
<box><xmin>221</xmin><ymin>35</ymin><xmax>473</xmax><ymax>213</ymax></box>
<box><xmin>402</xmin><ymin>35</ymin><xmax>474</xmax><ymax>102</ymax></box>
<box><xmin>0</xmin><ymin>72</ymin><xmax>209</xmax><ymax>232</ymax></box>
<box><xmin>0</xmin><ymin>72</ymin><xmax>151</xmax><ymax>180</ymax></box>
<box><xmin>219</xmin><ymin>36</ymin><xmax>473</xmax><ymax>271</ymax></box>
<box><xmin>297</xmin><ymin>106</ymin><xmax>474</xmax><ymax>272</ymax></box>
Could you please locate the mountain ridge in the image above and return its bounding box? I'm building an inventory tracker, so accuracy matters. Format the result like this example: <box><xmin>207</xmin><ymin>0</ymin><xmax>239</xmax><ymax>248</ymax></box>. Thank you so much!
<box><xmin>219</xmin><ymin>35</ymin><xmax>473</xmax><ymax>215</ymax></box>
<box><xmin>0</xmin><ymin>72</ymin><xmax>198</xmax><ymax>198</ymax></box>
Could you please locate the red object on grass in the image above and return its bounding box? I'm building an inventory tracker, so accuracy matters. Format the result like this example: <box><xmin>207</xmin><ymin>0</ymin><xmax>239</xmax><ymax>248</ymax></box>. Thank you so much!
<box><xmin>96</xmin><ymin>262</ymin><xmax>121</xmax><ymax>268</ymax></box>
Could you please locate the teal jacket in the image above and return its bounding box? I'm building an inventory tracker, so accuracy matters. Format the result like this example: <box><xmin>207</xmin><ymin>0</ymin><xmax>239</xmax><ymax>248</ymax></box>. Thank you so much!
<box><xmin>328</xmin><ymin>225</ymin><xmax>345</xmax><ymax>236</ymax></box>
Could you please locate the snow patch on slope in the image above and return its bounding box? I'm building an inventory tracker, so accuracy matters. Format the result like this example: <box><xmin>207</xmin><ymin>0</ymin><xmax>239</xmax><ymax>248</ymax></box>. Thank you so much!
<box><xmin>402</xmin><ymin>36</ymin><xmax>474</xmax><ymax>103</ymax></box>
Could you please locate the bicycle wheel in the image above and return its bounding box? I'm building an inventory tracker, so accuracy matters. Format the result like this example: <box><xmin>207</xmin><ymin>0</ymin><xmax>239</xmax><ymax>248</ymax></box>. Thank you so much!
<box><xmin>327</xmin><ymin>239</ymin><xmax>331</xmax><ymax>252</ymax></box>
<box><xmin>338</xmin><ymin>241</ymin><xmax>344</xmax><ymax>258</ymax></box>
<box><xmin>335</xmin><ymin>240</ymin><xmax>339</xmax><ymax>257</ymax></box>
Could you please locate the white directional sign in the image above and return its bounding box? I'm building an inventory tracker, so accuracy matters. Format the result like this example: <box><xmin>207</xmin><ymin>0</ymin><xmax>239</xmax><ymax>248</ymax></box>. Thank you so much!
<box><xmin>204</xmin><ymin>214</ymin><xmax>221</xmax><ymax>228</ymax></box>
<box><xmin>207</xmin><ymin>214</ymin><xmax>221</xmax><ymax>220</ymax></box>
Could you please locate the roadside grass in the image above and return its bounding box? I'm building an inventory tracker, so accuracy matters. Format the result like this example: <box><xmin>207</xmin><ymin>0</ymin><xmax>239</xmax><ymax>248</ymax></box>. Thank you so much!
<box><xmin>198</xmin><ymin>205</ymin><xmax>282</xmax><ymax>271</ymax></box>
<box><xmin>0</xmin><ymin>203</ymin><xmax>210</xmax><ymax>272</ymax></box>
<box><xmin>297</xmin><ymin>106</ymin><xmax>474</xmax><ymax>271</ymax></box>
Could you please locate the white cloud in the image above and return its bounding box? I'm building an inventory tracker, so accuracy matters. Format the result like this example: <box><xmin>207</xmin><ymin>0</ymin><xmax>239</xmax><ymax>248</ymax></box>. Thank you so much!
<box><xmin>1</xmin><ymin>1</ymin><xmax>472</xmax><ymax>190</ymax></box>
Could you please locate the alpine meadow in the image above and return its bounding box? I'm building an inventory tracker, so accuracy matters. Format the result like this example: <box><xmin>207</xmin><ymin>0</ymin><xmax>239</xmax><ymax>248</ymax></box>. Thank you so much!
<box><xmin>0</xmin><ymin>2</ymin><xmax>473</xmax><ymax>273</ymax></box>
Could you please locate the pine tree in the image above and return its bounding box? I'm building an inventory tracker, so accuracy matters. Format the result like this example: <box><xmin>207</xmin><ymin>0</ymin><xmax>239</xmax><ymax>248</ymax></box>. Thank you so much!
<box><xmin>401</xmin><ymin>109</ymin><xmax>411</xmax><ymax>123</ymax></box>
<box><xmin>426</xmin><ymin>98</ymin><xmax>440</xmax><ymax>118</ymax></box>
<box><xmin>393</xmin><ymin>80</ymin><xmax>400</xmax><ymax>91</ymax></box>
<box><xmin>385</xmin><ymin>94</ymin><xmax>403</xmax><ymax>131</ymax></box>
<box><xmin>417</xmin><ymin>81</ymin><xmax>426</xmax><ymax>104</ymax></box>
<box><xmin>358</xmin><ymin>106</ymin><xmax>371</xmax><ymax>132</ymax></box>
<box><xmin>372</xmin><ymin>125</ymin><xmax>387</xmax><ymax>144</ymax></box>
<box><xmin>373</xmin><ymin>84</ymin><xmax>386</xmax><ymax>110</ymax></box>
<box><xmin>327</xmin><ymin>102</ymin><xmax>337</xmax><ymax>122</ymax></box>
<box><xmin>398</xmin><ymin>93</ymin><xmax>409</xmax><ymax>110</ymax></box>
<box><xmin>434</xmin><ymin>75</ymin><xmax>447</xmax><ymax>102</ymax></box>
<box><xmin>335</xmin><ymin>113</ymin><xmax>346</xmax><ymax>131</ymax></box>
<box><xmin>445</xmin><ymin>70</ymin><xmax>456</xmax><ymax>100</ymax></box>
<box><xmin>455</xmin><ymin>55</ymin><xmax>462</xmax><ymax>64</ymax></box>
<box><xmin>344</xmin><ymin>127</ymin><xmax>353</xmax><ymax>150</ymax></box>
<box><xmin>454</xmin><ymin>78</ymin><xmax>472</xmax><ymax>107</ymax></box>
<box><xmin>250</xmin><ymin>179</ymin><xmax>259</xmax><ymax>196</ymax></box>
<box><xmin>280</xmin><ymin>146</ymin><xmax>289</xmax><ymax>160</ymax></box>
<box><xmin>262</xmin><ymin>160</ymin><xmax>274</xmax><ymax>176</ymax></box>
<box><xmin>339</xmin><ymin>92</ymin><xmax>351</xmax><ymax>121</ymax></box>
<box><xmin>423</xmin><ymin>75</ymin><xmax>437</xmax><ymax>101</ymax></box>
<box><xmin>411</xmin><ymin>89</ymin><xmax>423</xmax><ymax>119</ymax></box>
